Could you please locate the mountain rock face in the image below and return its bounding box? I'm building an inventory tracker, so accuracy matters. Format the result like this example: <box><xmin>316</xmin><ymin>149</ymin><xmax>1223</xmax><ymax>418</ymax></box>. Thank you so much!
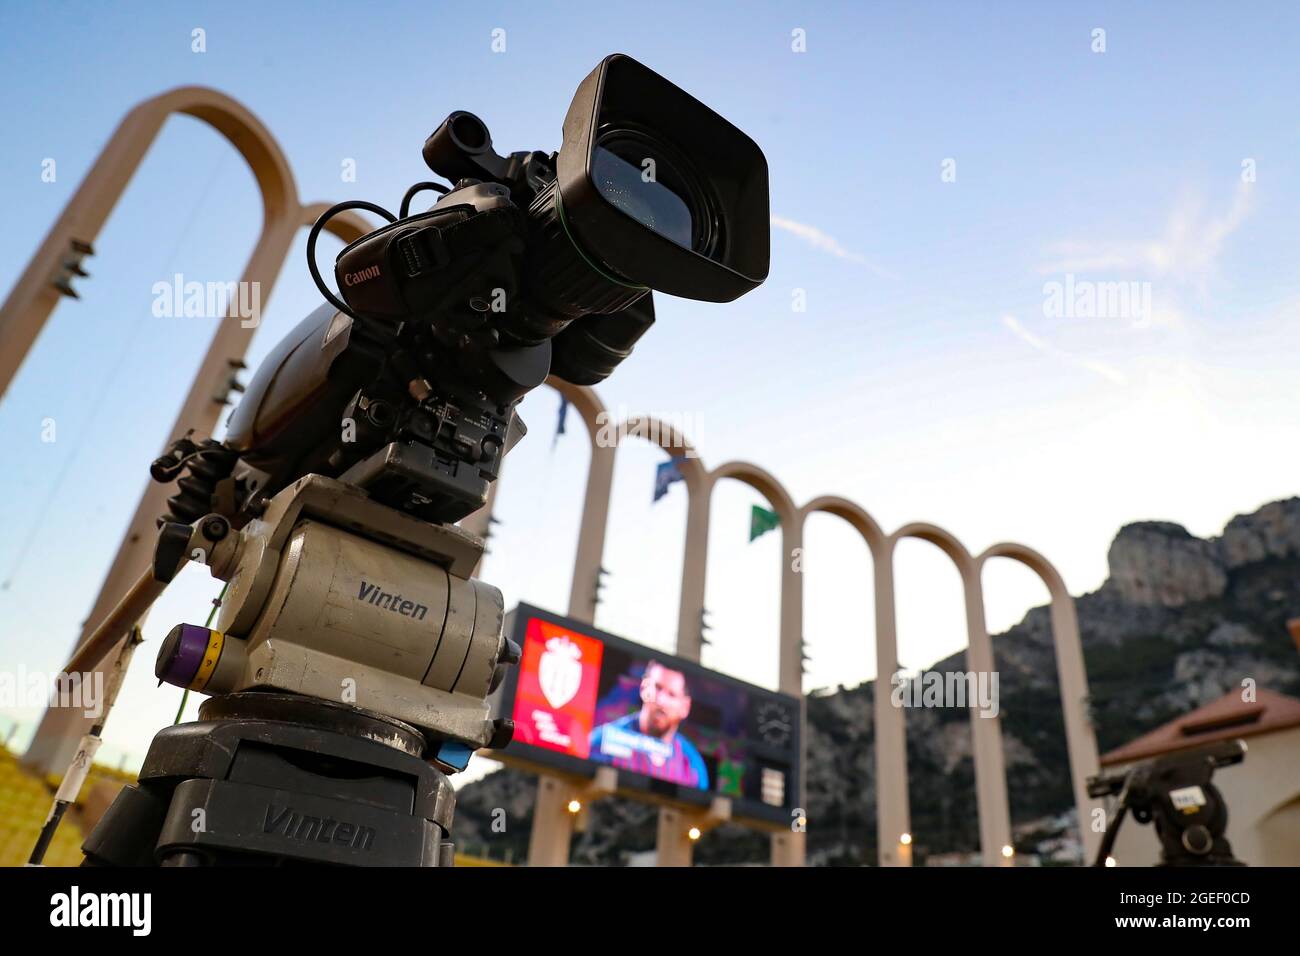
<box><xmin>1106</xmin><ymin>521</ymin><xmax>1227</xmax><ymax>607</ymax></box>
<box><xmin>1107</xmin><ymin>499</ymin><xmax>1300</xmax><ymax>608</ymax></box>
<box><xmin>452</xmin><ymin>498</ymin><xmax>1300</xmax><ymax>865</ymax></box>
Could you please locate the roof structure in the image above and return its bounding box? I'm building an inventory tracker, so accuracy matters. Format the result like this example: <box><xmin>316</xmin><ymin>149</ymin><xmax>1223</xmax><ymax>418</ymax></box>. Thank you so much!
<box><xmin>1100</xmin><ymin>687</ymin><xmax>1300</xmax><ymax>767</ymax></box>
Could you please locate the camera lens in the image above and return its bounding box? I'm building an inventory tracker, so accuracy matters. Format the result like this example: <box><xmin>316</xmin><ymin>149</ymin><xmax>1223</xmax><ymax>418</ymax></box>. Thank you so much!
<box><xmin>590</xmin><ymin>130</ymin><xmax>715</xmax><ymax>255</ymax></box>
<box><xmin>449</xmin><ymin>112</ymin><xmax>488</xmax><ymax>151</ymax></box>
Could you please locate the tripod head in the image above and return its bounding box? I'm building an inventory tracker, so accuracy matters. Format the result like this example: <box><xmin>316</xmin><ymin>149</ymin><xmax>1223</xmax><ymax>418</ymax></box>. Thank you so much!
<box><xmin>1088</xmin><ymin>738</ymin><xmax>1246</xmax><ymax>867</ymax></box>
<box><xmin>143</xmin><ymin>54</ymin><xmax>770</xmax><ymax>773</ymax></box>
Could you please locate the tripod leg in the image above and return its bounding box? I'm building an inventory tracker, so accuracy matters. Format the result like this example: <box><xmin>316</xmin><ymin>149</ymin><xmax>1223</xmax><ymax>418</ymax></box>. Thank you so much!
<box><xmin>1092</xmin><ymin>802</ymin><xmax>1128</xmax><ymax>867</ymax></box>
<box><xmin>81</xmin><ymin>781</ymin><xmax>170</xmax><ymax>866</ymax></box>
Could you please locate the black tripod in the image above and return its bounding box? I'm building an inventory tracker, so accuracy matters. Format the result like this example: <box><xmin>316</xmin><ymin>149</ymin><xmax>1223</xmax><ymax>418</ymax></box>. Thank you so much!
<box><xmin>82</xmin><ymin>692</ymin><xmax>456</xmax><ymax>866</ymax></box>
<box><xmin>1088</xmin><ymin>738</ymin><xmax>1246</xmax><ymax>867</ymax></box>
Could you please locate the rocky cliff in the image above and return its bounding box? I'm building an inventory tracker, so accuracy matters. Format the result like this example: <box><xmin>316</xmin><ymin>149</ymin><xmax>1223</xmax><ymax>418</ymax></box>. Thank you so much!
<box><xmin>452</xmin><ymin>498</ymin><xmax>1300</xmax><ymax>865</ymax></box>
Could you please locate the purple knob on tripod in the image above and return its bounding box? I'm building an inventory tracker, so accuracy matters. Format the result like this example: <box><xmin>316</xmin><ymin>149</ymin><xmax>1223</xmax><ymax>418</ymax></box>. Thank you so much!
<box><xmin>156</xmin><ymin>623</ymin><xmax>213</xmax><ymax>689</ymax></box>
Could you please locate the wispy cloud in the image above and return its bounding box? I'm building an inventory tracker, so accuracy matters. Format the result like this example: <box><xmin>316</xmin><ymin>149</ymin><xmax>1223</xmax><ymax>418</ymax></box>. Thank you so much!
<box><xmin>1038</xmin><ymin>182</ymin><xmax>1254</xmax><ymax>327</ymax></box>
<box><xmin>1002</xmin><ymin>314</ymin><xmax>1126</xmax><ymax>384</ymax></box>
<box><xmin>771</xmin><ymin>215</ymin><xmax>897</xmax><ymax>278</ymax></box>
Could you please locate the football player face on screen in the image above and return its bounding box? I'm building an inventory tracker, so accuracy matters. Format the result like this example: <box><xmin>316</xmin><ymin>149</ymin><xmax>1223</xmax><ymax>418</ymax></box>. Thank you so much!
<box><xmin>639</xmin><ymin>662</ymin><xmax>692</xmax><ymax>739</ymax></box>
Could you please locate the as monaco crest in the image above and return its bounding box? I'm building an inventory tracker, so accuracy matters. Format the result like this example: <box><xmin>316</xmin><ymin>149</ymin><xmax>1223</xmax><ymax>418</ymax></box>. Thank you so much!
<box><xmin>539</xmin><ymin>635</ymin><xmax>584</xmax><ymax>709</ymax></box>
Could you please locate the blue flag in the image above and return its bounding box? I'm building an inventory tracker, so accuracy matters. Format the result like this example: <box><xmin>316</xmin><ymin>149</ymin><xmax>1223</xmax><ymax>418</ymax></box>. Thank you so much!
<box><xmin>654</xmin><ymin>456</ymin><xmax>686</xmax><ymax>503</ymax></box>
<box><xmin>552</xmin><ymin>395</ymin><xmax>569</xmax><ymax>449</ymax></box>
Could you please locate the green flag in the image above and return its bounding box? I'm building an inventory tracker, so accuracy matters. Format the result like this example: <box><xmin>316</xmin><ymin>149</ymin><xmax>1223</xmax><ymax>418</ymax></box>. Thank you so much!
<box><xmin>749</xmin><ymin>505</ymin><xmax>779</xmax><ymax>542</ymax></box>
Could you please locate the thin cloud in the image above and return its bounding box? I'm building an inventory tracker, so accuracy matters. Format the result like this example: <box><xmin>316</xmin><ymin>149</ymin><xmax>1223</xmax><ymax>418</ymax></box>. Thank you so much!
<box><xmin>1039</xmin><ymin>182</ymin><xmax>1254</xmax><ymax>303</ymax></box>
<box><xmin>1002</xmin><ymin>314</ymin><xmax>1126</xmax><ymax>384</ymax></box>
<box><xmin>771</xmin><ymin>215</ymin><xmax>897</xmax><ymax>278</ymax></box>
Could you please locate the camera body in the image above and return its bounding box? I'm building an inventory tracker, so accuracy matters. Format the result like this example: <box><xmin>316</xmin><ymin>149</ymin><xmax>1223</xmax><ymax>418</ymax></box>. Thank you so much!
<box><xmin>217</xmin><ymin>54</ymin><xmax>767</xmax><ymax>529</ymax></box>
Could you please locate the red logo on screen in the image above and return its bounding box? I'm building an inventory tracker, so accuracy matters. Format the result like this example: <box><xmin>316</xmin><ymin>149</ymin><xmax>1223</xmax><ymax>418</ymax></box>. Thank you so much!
<box><xmin>540</xmin><ymin>637</ymin><xmax>583</xmax><ymax>708</ymax></box>
<box><xmin>511</xmin><ymin>618</ymin><xmax>603</xmax><ymax>758</ymax></box>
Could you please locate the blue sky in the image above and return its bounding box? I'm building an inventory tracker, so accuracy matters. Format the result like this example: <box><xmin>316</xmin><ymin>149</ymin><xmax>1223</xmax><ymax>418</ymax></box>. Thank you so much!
<box><xmin>2</xmin><ymin>1</ymin><xmax>1300</xmax><ymax>776</ymax></box>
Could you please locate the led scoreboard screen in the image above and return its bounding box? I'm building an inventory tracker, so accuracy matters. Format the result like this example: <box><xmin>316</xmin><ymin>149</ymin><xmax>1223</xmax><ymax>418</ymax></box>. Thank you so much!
<box><xmin>492</xmin><ymin>604</ymin><xmax>802</xmax><ymax>827</ymax></box>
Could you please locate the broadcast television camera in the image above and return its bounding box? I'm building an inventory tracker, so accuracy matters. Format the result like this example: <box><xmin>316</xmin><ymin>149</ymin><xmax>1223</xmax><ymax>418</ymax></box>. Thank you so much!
<box><xmin>81</xmin><ymin>54</ymin><xmax>769</xmax><ymax>866</ymax></box>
